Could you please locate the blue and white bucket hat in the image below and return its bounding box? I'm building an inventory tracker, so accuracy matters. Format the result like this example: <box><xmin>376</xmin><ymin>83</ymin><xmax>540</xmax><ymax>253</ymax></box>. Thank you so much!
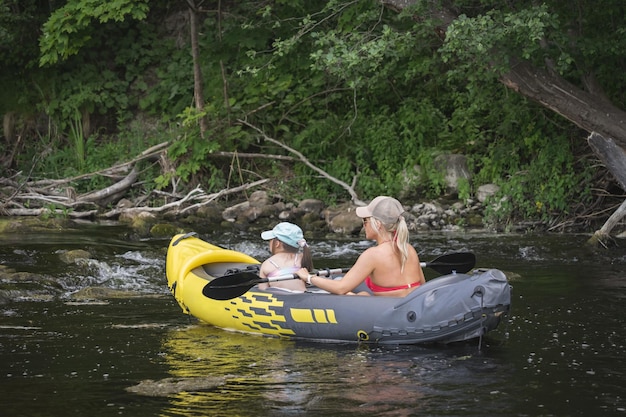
<box><xmin>261</xmin><ymin>222</ymin><xmax>305</xmax><ymax>249</ymax></box>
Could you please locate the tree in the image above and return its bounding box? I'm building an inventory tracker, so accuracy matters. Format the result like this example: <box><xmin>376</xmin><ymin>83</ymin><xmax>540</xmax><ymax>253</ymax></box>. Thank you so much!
<box><xmin>377</xmin><ymin>0</ymin><xmax>626</xmax><ymax>242</ymax></box>
<box><xmin>186</xmin><ymin>0</ymin><xmax>208</xmax><ymax>139</ymax></box>
<box><xmin>1</xmin><ymin>0</ymin><xmax>624</xmax><ymax>240</ymax></box>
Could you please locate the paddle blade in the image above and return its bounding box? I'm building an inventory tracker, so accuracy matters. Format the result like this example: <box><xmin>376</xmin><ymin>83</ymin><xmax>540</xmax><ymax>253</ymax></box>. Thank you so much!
<box><xmin>425</xmin><ymin>252</ymin><xmax>476</xmax><ymax>275</ymax></box>
<box><xmin>202</xmin><ymin>271</ymin><xmax>263</xmax><ymax>300</ymax></box>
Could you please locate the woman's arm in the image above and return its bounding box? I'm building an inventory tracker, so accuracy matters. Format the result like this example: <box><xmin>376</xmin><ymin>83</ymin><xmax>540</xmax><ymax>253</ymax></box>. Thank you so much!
<box><xmin>297</xmin><ymin>248</ymin><xmax>375</xmax><ymax>294</ymax></box>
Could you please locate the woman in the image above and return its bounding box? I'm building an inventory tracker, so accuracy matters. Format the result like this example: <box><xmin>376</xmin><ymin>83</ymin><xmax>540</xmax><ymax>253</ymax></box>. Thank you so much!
<box><xmin>297</xmin><ymin>196</ymin><xmax>424</xmax><ymax>296</ymax></box>
<box><xmin>259</xmin><ymin>222</ymin><xmax>313</xmax><ymax>292</ymax></box>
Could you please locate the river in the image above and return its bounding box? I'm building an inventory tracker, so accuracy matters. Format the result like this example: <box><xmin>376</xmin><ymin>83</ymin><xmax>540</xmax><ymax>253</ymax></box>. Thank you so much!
<box><xmin>1</xmin><ymin>223</ymin><xmax>625</xmax><ymax>416</ymax></box>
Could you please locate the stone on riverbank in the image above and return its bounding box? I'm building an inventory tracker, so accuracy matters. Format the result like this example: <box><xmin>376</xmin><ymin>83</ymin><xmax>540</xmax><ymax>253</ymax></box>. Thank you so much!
<box><xmin>59</xmin><ymin>249</ymin><xmax>92</xmax><ymax>264</ymax></box>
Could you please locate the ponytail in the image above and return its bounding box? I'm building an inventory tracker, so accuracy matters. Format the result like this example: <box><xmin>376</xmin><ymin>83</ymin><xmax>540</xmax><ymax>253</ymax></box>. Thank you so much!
<box><xmin>376</xmin><ymin>214</ymin><xmax>410</xmax><ymax>272</ymax></box>
<box><xmin>282</xmin><ymin>238</ymin><xmax>314</xmax><ymax>271</ymax></box>
<box><xmin>393</xmin><ymin>217</ymin><xmax>410</xmax><ymax>272</ymax></box>
<box><xmin>301</xmin><ymin>245</ymin><xmax>314</xmax><ymax>271</ymax></box>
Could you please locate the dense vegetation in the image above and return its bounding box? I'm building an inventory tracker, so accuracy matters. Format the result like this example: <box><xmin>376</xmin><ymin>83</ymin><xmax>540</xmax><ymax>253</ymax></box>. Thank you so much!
<box><xmin>1</xmin><ymin>0</ymin><xmax>625</xmax><ymax>231</ymax></box>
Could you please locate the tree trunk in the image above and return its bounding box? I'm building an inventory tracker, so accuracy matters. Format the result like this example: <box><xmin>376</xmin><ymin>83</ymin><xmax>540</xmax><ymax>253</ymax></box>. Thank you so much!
<box><xmin>501</xmin><ymin>61</ymin><xmax>626</xmax><ymax>150</ymax></box>
<box><xmin>188</xmin><ymin>2</ymin><xmax>208</xmax><ymax>139</ymax></box>
<box><xmin>588</xmin><ymin>133</ymin><xmax>626</xmax><ymax>191</ymax></box>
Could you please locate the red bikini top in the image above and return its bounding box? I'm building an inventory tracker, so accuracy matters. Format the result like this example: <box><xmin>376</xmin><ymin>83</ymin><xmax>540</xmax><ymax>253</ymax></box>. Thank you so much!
<box><xmin>365</xmin><ymin>276</ymin><xmax>422</xmax><ymax>292</ymax></box>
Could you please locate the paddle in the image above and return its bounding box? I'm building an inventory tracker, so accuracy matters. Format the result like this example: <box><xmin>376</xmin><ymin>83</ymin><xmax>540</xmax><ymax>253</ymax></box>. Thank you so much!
<box><xmin>202</xmin><ymin>267</ymin><xmax>349</xmax><ymax>300</ymax></box>
<box><xmin>202</xmin><ymin>252</ymin><xmax>475</xmax><ymax>300</ymax></box>
<box><xmin>422</xmin><ymin>251</ymin><xmax>476</xmax><ymax>275</ymax></box>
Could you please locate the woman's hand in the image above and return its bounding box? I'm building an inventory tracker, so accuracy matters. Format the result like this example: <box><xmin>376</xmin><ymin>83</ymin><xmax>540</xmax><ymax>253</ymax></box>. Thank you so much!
<box><xmin>296</xmin><ymin>267</ymin><xmax>310</xmax><ymax>283</ymax></box>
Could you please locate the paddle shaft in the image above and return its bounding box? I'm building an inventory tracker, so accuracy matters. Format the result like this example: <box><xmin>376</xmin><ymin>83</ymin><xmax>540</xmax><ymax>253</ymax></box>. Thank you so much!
<box><xmin>421</xmin><ymin>251</ymin><xmax>476</xmax><ymax>274</ymax></box>
<box><xmin>202</xmin><ymin>267</ymin><xmax>349</xmax><ymax>294</ymax></box>
<box><xmin>260</xmin><ymin>267</ymin><xmax>348</xmax><ymax>284</ymax></box>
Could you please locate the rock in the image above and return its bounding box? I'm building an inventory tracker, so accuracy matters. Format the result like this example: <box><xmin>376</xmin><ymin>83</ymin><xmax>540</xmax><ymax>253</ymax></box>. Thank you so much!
<box><xmin>413</xmin><ymin>201</ymin><xmax>443</xmax><ymax>215</ymax></box>
<box><xmin>301</xmin><ymin>211</ymin><xmax>321</xmax><ymax>224</ymax></box>
<box><xmin>0</xmin><ymin>264</ymin><xmax>65</xmax><ymax>301</ymax></box>
<box><xmin>434</xmin><ymin>154</ymin><xmax>471</xmax><ymax>195</ymax></box>
<box><xmin>248</xmin><ymin>190</ymin><xmax>270</xmax><ymax>208</ymax></box>
<box><xmin>451</xmin><ymin>201</ymin><xmax>465</xmax><ymax>211</ymax></box>
<box><xmin>116</xmin><ymin>198</ymin><xmax>134</xmax><ymax>208</ymax></box>
<box><xmin>119</xmin><ymin>211</ymin><xmax>158</xmax><ymax>235</ymax></box>
<box><xmin>125</xmin><ymin>376</ymin><xmax>228</xmax><ymax>397</ymax></box>
<box><xmin>328</xmin><ymin>210</ymin><xmax>362</xmax><ymax>235</ymax></box>
<box><xmin>0</xmin><ymin>218</ymin><xmax>34</xmax><ymax>233</ymax></box>
<box><xmin>222</xmin><ymin>201</ymin><xmax>250</xmax><ymax>222</ymax></box>
<box><xmin>71</xmin><ymin>287</ymin><xmax>142</xmax><ymax>299</ymax></box>
<box><xmin>298</xmin><ymin>199</ymin><xmax>325</xmax><ymax>214</ymax></box>
<box><xmin>59</xmin><ymin>249</ymin><xmax>92</xmax><ymax>264</ymax></box>
<box><xmin>150</xmin><ymin>223</ymin><xmax>181</xmax><ymax>238</ymax></box>
<box><xmin>477</xmin><ymin>184</ymin><xmax>500</xmax><ymax>203</ymax></box>
<box><xmin>398</xmin><ymin>165</ymin><xmax>424</xmax><ymax>200</ymax></box>
<box><xmin>240</xmin><ymin>205</ymin><xmax>262</xmax><ymax>222</ymax></box>
<box><xmin>466</xmin><ymin>213</ymin><xmax>484</xmax><ymax>227</ymax></box>
<box><xmin>196</xmin><ymin>203</ymin><xmax>224</xmax><ymax>223</ymax></box>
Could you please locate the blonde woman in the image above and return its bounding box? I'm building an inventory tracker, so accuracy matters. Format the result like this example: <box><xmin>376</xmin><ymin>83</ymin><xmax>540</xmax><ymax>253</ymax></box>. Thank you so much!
<box><xmin>297</xmin><ymin>196</ymin><xmax>424</xmax><ymax>296</ymax></box>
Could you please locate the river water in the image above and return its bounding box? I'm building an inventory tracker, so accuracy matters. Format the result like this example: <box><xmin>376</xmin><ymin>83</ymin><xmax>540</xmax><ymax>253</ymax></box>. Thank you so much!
<box><xmin>1</xmin><ymin>223</ymin><xmax>625</xmax><ymax>416</ymax></box>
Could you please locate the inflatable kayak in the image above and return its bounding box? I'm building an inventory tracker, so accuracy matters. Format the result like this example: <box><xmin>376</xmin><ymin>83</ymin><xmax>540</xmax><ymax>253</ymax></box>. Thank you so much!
<box><xmin>165</xmin><ymin>233</ymin><xmax>511</xmax><ymax>345</ymax></box>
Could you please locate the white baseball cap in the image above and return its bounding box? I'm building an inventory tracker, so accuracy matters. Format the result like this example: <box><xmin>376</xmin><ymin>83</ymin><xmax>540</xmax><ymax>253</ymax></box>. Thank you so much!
<box><xmin>355</xmin><ymin>196</ymin><xmax>404</xmax><ymax>225</ymax></box>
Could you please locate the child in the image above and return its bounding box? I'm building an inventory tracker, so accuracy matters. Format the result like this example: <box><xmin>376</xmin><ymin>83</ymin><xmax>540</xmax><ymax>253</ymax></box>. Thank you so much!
<box><xmin>259</xmin><ymin>222</ymin><xmax>313</xmax><ymax>292</ymax></box>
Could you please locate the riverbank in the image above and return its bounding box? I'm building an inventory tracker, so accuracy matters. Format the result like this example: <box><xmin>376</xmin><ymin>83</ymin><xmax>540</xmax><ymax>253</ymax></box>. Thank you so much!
<box><xmin>1</xmin><ymin>189</ymin><xmax>624</xmax><ymax>241</ymax></box>
<box><xmin>0</xmin><ymin>190</ymin><xmax>516</xmax><ymax>241</ymax></box>
<box><xmin>0</xmin><ymin>190</ymin><xmax>495</xmax><ymax>302</ymax></box>
<box><xmin>0</xmin><ymin>202</ymin><xmax>622</xmax><ymax>304</ymax></box>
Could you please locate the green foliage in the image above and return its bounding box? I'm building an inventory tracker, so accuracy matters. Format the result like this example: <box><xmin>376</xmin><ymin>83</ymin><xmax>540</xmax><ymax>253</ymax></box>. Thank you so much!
<box><xmin>0</xmin><ymin>1</ymin><xmax>50</xmax><ymax>114</ymax></box>
<box><xmin>138</xmin><ymin>45</ymin><xmax>194</xmax><ymax>118</ymax></box>
<box><xmin>39</xmin><ymin>0</ymin><xmax>149</xmax><ymax>66</ymax></box>
<box><xmin>0</xmin><ymin>0</ymin><xmax>621</xmax><ymax>228</ymax></box>
<box><xmin>441</xmin><ymin>4</ymin><xmax>557</xmax><ymax>77</ymax></box>
<box><xmin>40</xmin><ymin>204</ymin><xmax>70</xmax><ymax>220</ymax></box>
<box><xmin>0</xmin><ymin>0</ymin><xmax>46</xmax><ymax>68</ymax></box>
<box><xmin>457</xmin><ymin>177</ymin><xmax>471</xmax><ymax>203</ymax></box>
<box><xmin>159</xmin><ymin>127</ymin><xmax>220</xmax><ymax>189</ymax></box>
<box><xmin>479</xmin><ymin>131</ymin><xmax>593</xmax><ymax>226</ymax></box>
<box><xmin>155</xmin><ymin>105</ymin><xmax>251</xmax><ymax>192</ymax></box>
<box><xmin>68</xmin><ymin>110</ymin><xmax>85</xmax><ymax>171</ymax></box>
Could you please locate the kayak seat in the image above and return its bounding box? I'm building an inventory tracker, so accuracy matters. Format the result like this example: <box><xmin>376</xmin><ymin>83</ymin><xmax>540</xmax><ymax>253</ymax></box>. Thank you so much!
<box><xmin>202</xmin><ymin>262</ymin><xmax>260</xmax><ymax>278</ymax></box>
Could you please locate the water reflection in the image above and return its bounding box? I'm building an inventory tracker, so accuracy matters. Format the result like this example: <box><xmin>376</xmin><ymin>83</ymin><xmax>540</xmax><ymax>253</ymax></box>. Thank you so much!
<box><xmin>159</xmin><ymin>324</ymin><xmax>514</xmax><ymax>416</ymax></box>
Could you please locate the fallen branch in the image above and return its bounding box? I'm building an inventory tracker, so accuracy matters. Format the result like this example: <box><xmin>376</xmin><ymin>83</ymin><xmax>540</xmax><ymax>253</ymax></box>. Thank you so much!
<box><xmin>587</xmin><ymin>199</ymin><xmax>626</xmax><ymax>248</ymax></box>
<box><xmin>101</xmin><ymin>179</ymin><xmax>270</xmax><ymax>218</ymax></box>
<box><xmin>586</xmin><ymin>132</ymin><xmax>626</xmax><ymax>246</ymax></box>
<box><xmin>0</xmin><ymin>139</ymin><xmax>273</xmax><ymax>220</ymax></box>
<box><xmin>2</xmin><ymin>208</ymin><xmax>99</xmax><ymax>218</ymax></box>
<box><xmin>78</xmin><ymin>166</ymin><xmax>140</xmax><ymax>204</ymax></box>
<box><xmin>210</xmin><ymin>151</ymin><xmax>299</xmax><ymax>162</ymax></box>
<box><xmin>237</xmin><ymin>119</ymin><xmax>365</xmax><ymax>205</ymax></box>
<box><xmin>28</xmin><ymin>141</ymin><xmax>170</xmax><ymax>189</ymax></box>
<box><xmin>180</xmin><ymin>178</ymin><xmax>269</xmax><ymax>214</ymax></box>
<box><xmin>102</xmin><ymin>185</ymin><xmax>206</xmax><ymax>218</ymax></box>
